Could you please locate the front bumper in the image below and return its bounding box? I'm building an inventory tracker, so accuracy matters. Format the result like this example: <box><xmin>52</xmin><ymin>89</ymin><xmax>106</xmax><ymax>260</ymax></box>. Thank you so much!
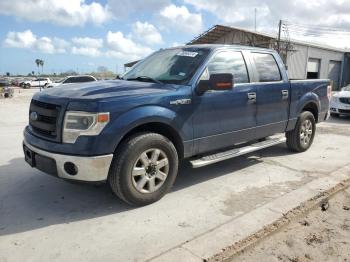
<box><xmin>23</xmin><ymin>139</ymin><xmax>113</xmax><ymax>182</ymax></box>
<box><xmin>330</xmin><ymin>100</ymin><xmax>350</xmax><ymax>115</ymax></box>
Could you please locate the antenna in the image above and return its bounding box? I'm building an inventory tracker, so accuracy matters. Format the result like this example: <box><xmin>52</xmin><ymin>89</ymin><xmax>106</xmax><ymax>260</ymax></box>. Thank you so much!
<box><xmin>254</xmin><ymin>8</ymin><xmax>257</xmax><ymax>32</ymax></box>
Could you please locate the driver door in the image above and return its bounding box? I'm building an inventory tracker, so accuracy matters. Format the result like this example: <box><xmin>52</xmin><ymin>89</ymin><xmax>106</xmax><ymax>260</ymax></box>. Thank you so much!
<box><xmin>192</xmin><ymin>50</ymin><xmax>257</xmax><ymax>154</ymax></box>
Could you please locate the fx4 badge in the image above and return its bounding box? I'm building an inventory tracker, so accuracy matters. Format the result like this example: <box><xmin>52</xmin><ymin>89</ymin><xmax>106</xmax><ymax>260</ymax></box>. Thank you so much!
<box><xmin>170</xmin><ymin>99</ymin><xmax>192</xmax><ymax>105</ymax></box>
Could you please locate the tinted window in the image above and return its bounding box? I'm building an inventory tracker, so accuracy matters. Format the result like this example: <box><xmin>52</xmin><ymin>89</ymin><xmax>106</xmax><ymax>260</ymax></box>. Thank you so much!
<box><xmin>63</xmin><ymin>77</ymin><xmax>76</xmax><ymax>84</ymax></box>
<box><xmin>0</xmin><ymin>81</ymin><xmax>8</xmax><ymax>87</ymax></box>
<box><xmin>79</xmin><ymin>76</ymin><xmax>95</xmax><ymax>82</ymax></box>
<box><xmin>207</xmin><ymin>51</ymin><xmax>249</xmax><ymax>84</ymax></box>
<box><xmin>252</xmin><ymin>53</ymin><xmax>281</xmax><ymax>82</ymax></box>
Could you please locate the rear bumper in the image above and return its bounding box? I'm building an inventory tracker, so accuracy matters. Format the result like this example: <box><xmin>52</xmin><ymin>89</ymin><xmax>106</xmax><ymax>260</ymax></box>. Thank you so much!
<box><xmin>23</xmin><ymin>139</ymin><xmax>113</xmax><ymax>182</ymax></box>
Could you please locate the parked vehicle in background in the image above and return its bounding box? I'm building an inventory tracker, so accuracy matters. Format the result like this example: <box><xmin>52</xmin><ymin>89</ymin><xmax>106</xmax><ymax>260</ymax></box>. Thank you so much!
<box><xmin>330</xmin><ymin>85</ymin><xmax>350</xmax><ymax>117</ymax></box>
<box><xmin>23</xmin><ymin>45</ymin><xmax>331</xmax><ymax>206</ymax></box>
<box><xmin>0</xmin><ymin>79</ymin><xmax>14</xmax><ymax>98</ymax></box>
<box><xmin>23</xmin><ymin>78</ymin><xmax>52</xmax><ymax>88</ymax></box>
<box><xmin>46</xmin><ymin>75</ymin><xmax>97</xmax><ymax>88</ymax></box>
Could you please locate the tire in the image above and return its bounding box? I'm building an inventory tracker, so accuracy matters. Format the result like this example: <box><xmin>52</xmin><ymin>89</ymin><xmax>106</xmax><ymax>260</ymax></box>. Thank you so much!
<box><xmin>4</xmin><ymin>93</ymin><xmax>9</xmax><ymax>98</ymax></box>
<box><xmin>108</xmin><ymin>133</ymin><xmax>179</xmax><ymax>206</ymax></box>
<box><xmin>25</xmin><ymin>84</ymin><xmax>31</xmax><ymax>89</ymax></box>
<box><xmin>286</xmin><ymin>111</ymin><xmax>316</xmax><ymax>152</ymax></box>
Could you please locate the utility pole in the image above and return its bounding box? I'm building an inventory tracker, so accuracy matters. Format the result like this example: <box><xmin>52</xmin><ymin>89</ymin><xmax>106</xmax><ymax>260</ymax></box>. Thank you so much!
<box><xmin>254</xmin><ymin>8</ymin><xmax>257</xmax><ymax>32</ymax></box>
<box><xmin>277</xmin><ymin>20</ymin><xmax>282</xmax><ymax>53</ymax></box>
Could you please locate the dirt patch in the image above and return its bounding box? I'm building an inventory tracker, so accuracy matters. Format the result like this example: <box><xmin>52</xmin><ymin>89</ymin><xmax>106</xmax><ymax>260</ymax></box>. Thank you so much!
<box><xmin>230</xmin><ymin>187</ymin><xmax>350</xmax><ymax>262</ymax></box>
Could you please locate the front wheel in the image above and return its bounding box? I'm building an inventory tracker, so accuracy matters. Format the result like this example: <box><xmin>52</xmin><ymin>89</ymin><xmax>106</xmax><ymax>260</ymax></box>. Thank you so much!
<box><xmin>286</xmin><ymin>111</ymin><xmax>316</xmax><ymax>152</ymax></box>
<box><xmin>108</xmin><ymin>133</ymin><xmax>179</xmax><ymax>206</ymax></box>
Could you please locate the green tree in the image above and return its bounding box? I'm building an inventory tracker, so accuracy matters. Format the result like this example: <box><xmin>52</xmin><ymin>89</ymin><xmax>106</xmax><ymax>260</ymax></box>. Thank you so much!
<box><xmin>35</xmin><ymin>59</ymin><xmax>41</xmax><ymax>75</ymax></box>
<box><xmin>39</xmin><ymin>59</ymin><xmax>44</xmax><ymax>74</ymax></box>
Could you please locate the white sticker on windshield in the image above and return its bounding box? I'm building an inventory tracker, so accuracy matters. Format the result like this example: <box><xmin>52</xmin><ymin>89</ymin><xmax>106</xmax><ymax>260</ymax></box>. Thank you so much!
<box><xmin>178</xmin><ymin>72</ymin><xmax>186</xmax><ymax>76</ymax></box>
<box><xmin>177</xmin><ymin>51</ymin><xmax>198</xmax><ymax>57</ymax></box>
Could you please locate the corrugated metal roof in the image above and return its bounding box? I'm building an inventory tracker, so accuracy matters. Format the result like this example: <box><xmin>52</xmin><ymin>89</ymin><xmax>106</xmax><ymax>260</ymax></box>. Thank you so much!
<box><xmin>188</xmin><ymin>25</ymin><xmax>346</xmax><ymax>53</ymax></box>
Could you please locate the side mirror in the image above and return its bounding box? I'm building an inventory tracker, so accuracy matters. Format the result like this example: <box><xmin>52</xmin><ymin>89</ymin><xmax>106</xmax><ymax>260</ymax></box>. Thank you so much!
<box><xmin>197</xmin><ymin>73</ymin><xmax>234</xmax><ymax>95</ymax></box>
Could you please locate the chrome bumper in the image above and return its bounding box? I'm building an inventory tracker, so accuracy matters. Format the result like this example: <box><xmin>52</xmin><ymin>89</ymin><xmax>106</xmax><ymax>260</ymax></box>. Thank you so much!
<box><xmin>23</xmin><ymin>139</ymin><xmax>113</xmax><ymax>182</ymax></box>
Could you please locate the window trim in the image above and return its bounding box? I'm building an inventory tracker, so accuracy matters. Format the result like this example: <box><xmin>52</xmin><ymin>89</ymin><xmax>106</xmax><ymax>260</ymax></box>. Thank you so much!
<box><xmin>250</xmin><ymin>52</ymin><xmax>283</xmax><ymax>83</ymax></box>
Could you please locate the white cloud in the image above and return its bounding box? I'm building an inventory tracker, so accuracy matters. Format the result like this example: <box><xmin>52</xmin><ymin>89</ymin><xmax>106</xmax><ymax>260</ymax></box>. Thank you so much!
<box><xmin>71</xmin><ymin>46</ymin><xmax>102</xmax><ymax>57</ymax></box>
<box><xmin>132</xmin><ymin>21</ymin><xmax>163</xmax><ymax>45</ymax></box>
<box><xmin>72</xmin><ymin>37</ymin><xmax>103</xmax><ymax>48</ymax></box>
<box><xmin>3</xmin><ymin>30</ymin><xmax>36</xmax><ymax>49</ymax></box>
<box><xmin>0</xmin><ymin>0</ymin><xmax>111</xmax><ymax>26</ymax></box>
<box><xmin>3</xmin><ymin>30</ymin><xmax>69</xmax><ymax>54</ymax></box>
<box><xmin>159</xmin><ymin>5</ymin><xmax>203</xmax><ymax>34</ymax></box>
<box><xmin>71</xmin><ymin>37</ymin><xmax>103</xmax><ymax>57</ymax></box>
<box><xmin>107</xmin><ymin>0</ymin><xmax>170</xmax><ymax>18</ymax></box>
<box><xmin>106</xmin><ymin>31</ymin><xmax>153</xmax><ymax>61</ymax></box>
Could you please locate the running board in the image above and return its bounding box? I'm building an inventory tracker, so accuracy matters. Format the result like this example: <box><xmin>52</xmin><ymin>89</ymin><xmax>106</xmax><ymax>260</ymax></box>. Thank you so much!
<box><xmin>190</xmin><ymin>135</ymin><xmax>286</xmax><ymax>168</ymax></box>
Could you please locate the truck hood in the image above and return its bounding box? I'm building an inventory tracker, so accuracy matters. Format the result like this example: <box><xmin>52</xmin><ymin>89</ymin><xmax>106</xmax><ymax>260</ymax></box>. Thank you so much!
<box><xmin>37</xmin><ymin>80</ymin><xmax>177</xmax><ymax>100</ymax></box>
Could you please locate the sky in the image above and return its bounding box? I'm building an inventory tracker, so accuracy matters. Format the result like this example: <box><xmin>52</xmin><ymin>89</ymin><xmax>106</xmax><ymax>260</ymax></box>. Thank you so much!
<box><xmin>1</xmin><ymin>0</ymin><xmax>350</xmax><ymax>75</ymax></box>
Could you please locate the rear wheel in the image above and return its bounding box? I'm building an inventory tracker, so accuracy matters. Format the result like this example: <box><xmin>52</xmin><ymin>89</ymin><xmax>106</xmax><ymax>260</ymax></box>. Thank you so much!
<box><xmin>286</xmin><ymin>111</ymin><xmax>316</xmax><ymax>152</ymax></box>
<box><xmin>108</xmin><ymin>133</ymin><xmax>178</xmax><ymax>206</ymax></box>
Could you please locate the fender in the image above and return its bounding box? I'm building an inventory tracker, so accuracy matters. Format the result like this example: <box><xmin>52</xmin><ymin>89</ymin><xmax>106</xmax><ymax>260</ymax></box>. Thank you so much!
<box><xmin>105</xmin><ymin>105</ymin><xmax>190</xmax><ymax>152</ymax></box>
<box><xmin>296</xmin><ymin>92</ymin><xmax>321</xmax><ymax>115</ymax></box>
<box><xmin>287</xmin><ymin>91</ymin><xmax>321</xmax><ymax>131</ymax></box>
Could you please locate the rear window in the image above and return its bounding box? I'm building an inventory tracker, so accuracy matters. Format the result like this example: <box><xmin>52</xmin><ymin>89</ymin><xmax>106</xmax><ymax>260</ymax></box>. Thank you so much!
<box><xmin>0</xmin><ymin>81</ymin><xmax>8</xmax><ymax>87</ymax></box>
<box><xmin>64</xmin><ymin>76</ymin><xmax>95</xmax><ymax>83</ymax></box>
<box><xmin>252</xmin><ymin>53</ymin><xmax>281</xmax><ymax>82</ymax></box>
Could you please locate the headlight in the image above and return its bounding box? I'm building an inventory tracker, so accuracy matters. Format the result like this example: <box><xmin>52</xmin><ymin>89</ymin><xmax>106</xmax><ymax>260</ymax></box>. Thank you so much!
<box><xmin>63</xmin><ymin>111</ymin><xmax>110</xmax><ymax>144</ymax></box>
<box><xmin>331</xmin><ymin>97</ymin><xmax>339</xmax><ymax>103</ymax></box>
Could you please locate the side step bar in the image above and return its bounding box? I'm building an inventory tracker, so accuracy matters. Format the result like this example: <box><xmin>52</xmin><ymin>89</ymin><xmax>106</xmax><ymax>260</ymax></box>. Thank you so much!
<box><xmin>190</xmin><ymin>135</ymin><xmax>287</xmax><ymax>168</ymax></box>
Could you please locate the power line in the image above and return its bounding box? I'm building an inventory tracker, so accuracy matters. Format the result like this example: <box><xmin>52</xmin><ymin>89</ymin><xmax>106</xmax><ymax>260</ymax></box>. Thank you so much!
<box><xmin>282</xmin><ymin>20</ymin><xmax>350</xmax><ymax>33</ymax></box>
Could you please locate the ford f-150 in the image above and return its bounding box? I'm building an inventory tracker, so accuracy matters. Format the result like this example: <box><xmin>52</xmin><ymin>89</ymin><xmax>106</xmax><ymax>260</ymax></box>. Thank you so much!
<box><xmin>23</xmin><ymin>45</ymin><xmax>331</xmax><ymax>205</ymax></box>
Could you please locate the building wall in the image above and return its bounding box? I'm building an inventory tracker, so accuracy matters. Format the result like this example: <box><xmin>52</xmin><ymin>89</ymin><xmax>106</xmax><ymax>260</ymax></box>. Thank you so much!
<box><xmin>287</xmin><ymin>43</ymin><xmax>344</xmax><ymax>89</ymax></box>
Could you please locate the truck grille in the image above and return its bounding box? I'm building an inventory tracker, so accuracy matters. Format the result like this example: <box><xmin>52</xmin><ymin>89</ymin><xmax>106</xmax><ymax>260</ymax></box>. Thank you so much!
<box><xmin>338</xmin><ymin>109</ymin><xmax>350</xmax><ymax>114</ymax></box>
<box><xmin>339</xmin><ymin>98</ymin><xmax>350</xmax><ymax>105</ymax></box>
<box><xmin>29</xmin><ymin>100</ymin><xmax>61</xmax><ymax>140</ymax></box>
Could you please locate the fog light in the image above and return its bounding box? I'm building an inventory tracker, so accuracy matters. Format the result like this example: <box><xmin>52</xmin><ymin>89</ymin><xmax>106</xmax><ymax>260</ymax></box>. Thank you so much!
<box><xmin>64</xmin><ymin>162</ymin><xmax>78</xmax><ymax>176</ymax></box>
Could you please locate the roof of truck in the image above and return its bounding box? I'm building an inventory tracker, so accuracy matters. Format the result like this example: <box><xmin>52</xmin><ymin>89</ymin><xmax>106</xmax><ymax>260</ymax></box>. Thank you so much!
<box><xmin>167</xmin><ymin>44</ymin><xmax>274</xmax><ymax>52</ymax></box>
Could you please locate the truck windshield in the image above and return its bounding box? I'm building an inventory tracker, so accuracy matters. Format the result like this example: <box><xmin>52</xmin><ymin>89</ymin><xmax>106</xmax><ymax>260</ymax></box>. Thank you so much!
<box><xmin>122</xmin><ymin>48</ymin><xmax>210</xmax><ymax>85</ymax></box>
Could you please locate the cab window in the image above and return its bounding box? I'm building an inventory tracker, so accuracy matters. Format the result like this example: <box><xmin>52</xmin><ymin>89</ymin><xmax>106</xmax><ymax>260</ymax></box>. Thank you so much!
<box><xmin>205</xmin><ymin>51</ymin><xmax>249</xmax><ymax>84</ymax></box>
<box><xmin>251</xmin><ymin>53</ymin><xmax>281</xmax><ymax>82</ymax></box>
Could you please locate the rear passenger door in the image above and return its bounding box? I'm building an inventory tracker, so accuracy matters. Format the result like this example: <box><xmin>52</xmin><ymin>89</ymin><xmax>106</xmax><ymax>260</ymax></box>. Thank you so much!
<box><xmin>249</xmin><ymin>52</ymin><xmax>290</xmax><ymax>137</ymax></box>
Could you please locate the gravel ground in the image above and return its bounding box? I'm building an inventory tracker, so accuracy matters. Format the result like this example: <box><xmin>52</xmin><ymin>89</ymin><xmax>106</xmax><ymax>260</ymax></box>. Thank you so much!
<box><xmin>233</xmin><ymin>187</ymin><xmax>350</xmax><ymax>262</ymax></box>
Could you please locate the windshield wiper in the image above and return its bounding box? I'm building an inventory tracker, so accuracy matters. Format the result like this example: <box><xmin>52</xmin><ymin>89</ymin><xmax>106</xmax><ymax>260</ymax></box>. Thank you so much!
<box><xmin>126</xmin><ymin>76</ymin><xmax>163</xmax><ymax>84</ymax></box>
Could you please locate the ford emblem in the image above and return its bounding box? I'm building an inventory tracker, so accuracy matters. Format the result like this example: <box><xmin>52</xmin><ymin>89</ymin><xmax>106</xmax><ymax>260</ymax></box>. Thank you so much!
<box><xmin>30</xmin><ymin>112</ymin><xmax>39</xmax><ymax>121</ymax></box>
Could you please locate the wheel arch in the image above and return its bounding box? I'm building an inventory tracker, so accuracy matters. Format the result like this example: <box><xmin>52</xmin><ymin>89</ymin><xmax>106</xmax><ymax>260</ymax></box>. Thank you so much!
<box><xmin>301</xmin><ymin>101</ymin><xmax>319</xmax><ymax>123</ymax></box>
<box><xmin>117</xmin><ymin>122</ymin><xmax>184</xmax><ymax>160</ymax></box>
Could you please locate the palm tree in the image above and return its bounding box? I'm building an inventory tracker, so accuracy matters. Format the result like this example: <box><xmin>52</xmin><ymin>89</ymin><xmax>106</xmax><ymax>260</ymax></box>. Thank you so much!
<box><xmin>35</xmin><ymin>59</ymin><xmax>41</xmax><ymax>75</ymax></box>
<box><xmin>39</xmin><ymin>60</ymin><xmax>44</xmax><ymax>74</ymax></box>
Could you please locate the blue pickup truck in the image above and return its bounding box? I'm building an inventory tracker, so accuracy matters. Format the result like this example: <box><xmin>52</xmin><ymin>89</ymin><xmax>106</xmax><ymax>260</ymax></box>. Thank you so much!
<box><xmin>23</xmin><ymin>45</ymin><xmax>331</xmax><ymax>205</ymax></box>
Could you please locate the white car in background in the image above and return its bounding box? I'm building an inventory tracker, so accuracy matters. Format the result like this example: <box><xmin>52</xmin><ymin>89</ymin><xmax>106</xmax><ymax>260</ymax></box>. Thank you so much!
<box><xmin>23</xmin><ymin>78</ymin><xmax>52</xmax><ymax>88</ymax></box>
<box><xmin>330</xmin><ymin>85</ymin><xmax>350</xmax><ymax>117</ymax></box>
<box><xmin>46</xmin><ymin>75</ymin><xmax>97</xmax><ymax>88</ymax></box>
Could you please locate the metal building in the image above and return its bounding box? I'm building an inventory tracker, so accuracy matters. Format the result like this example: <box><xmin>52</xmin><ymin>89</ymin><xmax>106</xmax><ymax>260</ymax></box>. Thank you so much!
<box><xmin>188</xmin><ymin>25</ymin><xmax>348</xmax><ymax>90</ymax></box>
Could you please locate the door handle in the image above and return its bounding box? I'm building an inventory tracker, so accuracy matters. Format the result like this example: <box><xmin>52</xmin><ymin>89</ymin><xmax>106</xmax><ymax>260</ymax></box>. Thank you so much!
<box><xmin>247</xmin><ymin>92</ymin><xmax>256</xmax><ymax>103</ymax></box>
<box><xmin>282</xmin><ymin>90</ymin><xmax>289</xmax><ymax>100</ymax></box>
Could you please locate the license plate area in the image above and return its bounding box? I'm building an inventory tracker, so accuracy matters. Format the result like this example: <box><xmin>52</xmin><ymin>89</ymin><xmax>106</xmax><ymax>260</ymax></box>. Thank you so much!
<box><xmin>23</xmin><ymin>145</ymin><xmax>36</xmax><ymax>167</ymax></box>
